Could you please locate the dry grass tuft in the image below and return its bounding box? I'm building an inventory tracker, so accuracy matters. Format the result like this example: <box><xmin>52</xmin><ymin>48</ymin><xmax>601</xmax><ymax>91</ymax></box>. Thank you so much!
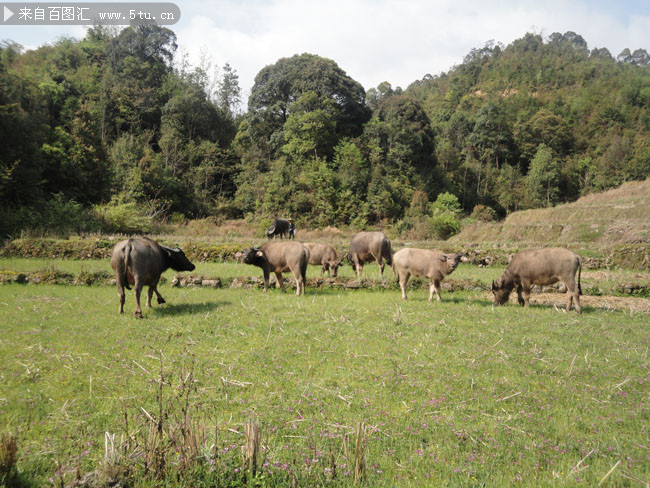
<box><xmin>241</xmin><ymin>419</ymin><xmax>262</xmax><ymax>477</ymax></box>
<box><xmin>0</xmin><ymin>432</ymin><xmax>18</xmax><ymax>477</ymax></box>
<box><xmin>344</xmin><ymin>422</ymin><xmax>370</xmax><ymax>485</ymax></box>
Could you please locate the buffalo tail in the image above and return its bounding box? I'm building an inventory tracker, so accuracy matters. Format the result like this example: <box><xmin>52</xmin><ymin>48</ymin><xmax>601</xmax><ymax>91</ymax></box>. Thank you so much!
<box><xmin>577</xmin><ymin>258</ymin><xmax>582</xmax><ymax>295</ymax></box>
<box><xmin>122</xmin><ymin>240</ymin><xmax>132</xmax><ymax>290</ymax></box>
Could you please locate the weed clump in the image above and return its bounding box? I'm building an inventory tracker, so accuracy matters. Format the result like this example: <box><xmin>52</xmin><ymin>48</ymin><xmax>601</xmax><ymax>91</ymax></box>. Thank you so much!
<box><xmin>0</xmin><ymin>432</ymin><xmax>18</xmax><ymax>480</ymax></box>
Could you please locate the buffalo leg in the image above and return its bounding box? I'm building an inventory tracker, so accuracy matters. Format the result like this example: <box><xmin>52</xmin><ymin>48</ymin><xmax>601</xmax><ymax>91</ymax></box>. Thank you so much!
<box><xmin>566</xmin><ymin>290</ymin><xmax>574</xmax><ymax>313</ymax></box>
<box><xmin>430</xmin><ymin>279</ymin><xmax>442</xmax><ymax>302</ymax></box>
<box><xmin>572</xmin><ymin>291</ymin><xmax>581</xmax><ymax>313</ymax></box>
<box><xmin>275</xmin><ymin>272</ymin><xmax>287</xmax><ymax>292</ymax></box>
<box><xmin>354</xmin><ymin>258</ymin><xmax>363</xmax><ymax>278</ymax></box>
<box><xmin>133</xmin><ymin>281</ymin><xmax>144</xmax><ymax>318</ymax></box>
<box><xmin>262</xmin><ymin>271</ymin><xmax>270</xmax><ymax>292</ymax></box>
<box><xmin>522</xmin><ymin>287</ymin><xmax>531</xmax><ymax>307</ymax></box>
<box><xmin>146</xmin><ymin>286</ymin><xmax>154</xmax><ymax>308</ymax></box>
<box><xmin>155</xmin><ymin>289</ymin><xmax>166</xmax><ymax>305</ymax></box>
<box><xmin>292</xmin><ymin>269</ymin><xmax>303</xmax><ymax>296</ymax></box>
<box><xmin>564</xmin><ymin>279</ymin><xmax>581</xmax><ymax>313</ymax></box>
<box><xmin>152</xmin><ymin>280</ymin><xmax>165</xmax><ymax>305</ymax></box>
<box><xmin>516</xmin><ymin>285</ymin><xmax>525</xmax><ymax>306</ymax></box>
<box><xmin>399</xmin><ymin>272</ymin><xmax>410</xmax><ymax>300</ymax></box>
<box><xmin>117</xmin><ymin>282</ymin><xmax>125</xmax><ymax>314</ymax></box>
<box><xmin>375</xmin><ymin>254</ymin><xmax>384</xmax><ymax>277</ymax></box>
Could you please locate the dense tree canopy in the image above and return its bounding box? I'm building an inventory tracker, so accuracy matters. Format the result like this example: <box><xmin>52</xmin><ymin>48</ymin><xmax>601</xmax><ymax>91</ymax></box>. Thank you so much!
<box><xmin>1</xmin><ymin>29</ymin><xmax>649</xmax><ymax>237</ymax></box>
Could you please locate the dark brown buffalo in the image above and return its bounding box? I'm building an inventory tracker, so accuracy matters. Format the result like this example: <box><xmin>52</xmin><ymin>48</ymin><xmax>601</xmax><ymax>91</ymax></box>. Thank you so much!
<box><xmin>491</xmin><ymin>248</ymin><xmax>582</xmax><ymax>313</ymax></box>
<box><xmin>393</xmin><ymin>248</ymin><xmax>462</xmax><ymax>301</ymax></box>
<box><xmin>347</xmin><ymin>231</ymin><xmax>393</xmax><ymax>277</ymax></box>
<box><xmin>111</xmin><ymin>237</ymin><xmax>195</xmax><ymax>318</ymax></box>
<box><xmin>266</xmin><ymin>218</ymin><xmax>291</xmax><ymax>239</ymax></box>
<box><xmin>238</xmin><ymin>241</ymin><xmax>309</xmax><ymax>295</ymax></box>
<box><xmin>303</xmin><ymin>242</ymin><xmax>343</xmax><ymax>277</ymax></box>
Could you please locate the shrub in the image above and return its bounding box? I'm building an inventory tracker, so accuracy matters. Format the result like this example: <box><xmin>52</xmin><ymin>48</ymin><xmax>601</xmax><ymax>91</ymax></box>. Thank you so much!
<box><xmin>429</xmin><ymin>213</ymin><xmax>461</xmax><ymax>239</ymax></box>
<box><xmin>93</xmin><ymin>201</ymin><xmax>152</xmax><ymax>234</ymax></box>
<box><xmin>469</xmin><ymin>204</ymin><xmax>498</xmax><ymax>222</ymax></box>
<box><xmin>0</xmin><ymin>195</ymin><xmax>101</xmax><ymax>239</ymax></box>
<box><xmin>432</xmin><ymin>192</ymin><xmax>462</xmax><ymax>214</ymax></box>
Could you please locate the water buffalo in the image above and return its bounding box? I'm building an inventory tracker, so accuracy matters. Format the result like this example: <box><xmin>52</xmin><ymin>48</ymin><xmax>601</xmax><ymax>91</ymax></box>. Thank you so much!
<box><xmin>266</xmin><ymin>218</ymin><xmax>291</xmax><ymax>239</ymax></box>
<box><xmin>393</xmin><ymin>248</ymin><xmax>462</xmax><ymax>301</ymax></box>
<box><xmin>491</xmin><ymin>248</ymin><xmax>582</xmax><ymax>313</ymax></box>
<box><xmin>111</xmin><ymin>237</ymin><xmax>195</xmax><ymax>318</ymax></box>
<box><xmin>238</xmin><ymin>241</ymin><xmax>309</xmax><ymax>295</ymax></box>
<box><xmin>304</xmin><ymin>242</ymin><xmax>343</xmax><ymax>277</ymax></box>
<box><xmin>347</xmin><ymin>231</ymin><xmax>393</xmax><ymax>278</ymax></box>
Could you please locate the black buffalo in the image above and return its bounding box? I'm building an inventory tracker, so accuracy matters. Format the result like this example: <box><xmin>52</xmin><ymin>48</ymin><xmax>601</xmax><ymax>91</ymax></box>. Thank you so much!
<box><xmin>266</xmin><ymin>218</ymin><xmax>291</xmax><ymax>239</ymax></box>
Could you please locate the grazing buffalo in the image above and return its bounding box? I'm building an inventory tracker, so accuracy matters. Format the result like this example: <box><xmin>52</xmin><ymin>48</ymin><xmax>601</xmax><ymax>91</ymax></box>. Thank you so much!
<box><xmin>491</xmin><ymin>248</ymin><xmax>582</xmax><ymax>313</ymax></box>
<box><xmin>304</xmin><ymin>243</ymin><xmax>343</xmax><ymax>277</ymax></box>
<box><xmin>266</xmin><ymin>218</ymin><xmax>291</xmax><ymax>239</ymax></box>
<box><xmin>393</xmin><ymin>248</ymin><xmax>462</xmax><ymax>301</ymax></box>
<box><xmin>347</xmin><ymin>231</ymin><xmax>393</xmax><ymax>278</ymax></box>
<box><xmin>238</xmin><ymin>241</ymin><xmax>309</xmax><ymax>295</ymax></box>
<box><xmin>111</xmin><ymin>237</ymin><xmax>195</xmax><ymax>318</ymax></box>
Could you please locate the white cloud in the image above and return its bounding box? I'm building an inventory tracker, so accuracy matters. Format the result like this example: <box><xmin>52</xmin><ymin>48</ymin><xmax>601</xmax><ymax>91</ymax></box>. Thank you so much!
<box><xmin>5</xmin><ymin>0</ymin><xmax>649</xmax><ymax>100</ymax></box>
<box><xmin>175</xmin><ymin>0</ymin><xmax>649</xmax><ymax>103</ymax></box>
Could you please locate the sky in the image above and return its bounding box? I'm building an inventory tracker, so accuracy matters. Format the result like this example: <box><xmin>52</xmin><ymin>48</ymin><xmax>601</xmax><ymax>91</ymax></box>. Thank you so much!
<box><xmin>2</xmin><ymin>0</ymin><xmax>650</xmax><ymax>103</ymax></box>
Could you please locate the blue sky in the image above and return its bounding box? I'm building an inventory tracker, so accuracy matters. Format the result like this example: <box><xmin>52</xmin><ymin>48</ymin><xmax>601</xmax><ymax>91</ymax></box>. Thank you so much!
<box><xmin>2</xmin><ymin>0</ymin><xmax>649</xmax><ymax>102</ymax></box>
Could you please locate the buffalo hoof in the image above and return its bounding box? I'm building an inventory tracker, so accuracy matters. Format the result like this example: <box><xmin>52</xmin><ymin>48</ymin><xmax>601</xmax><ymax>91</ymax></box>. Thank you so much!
<box><xmin>157</xmin><ymin>296</ymin><xmax>166</xmax><ymax>305</ymax></box>
<box><xmin>134</xmin><ymin>311</ymin><xmax>143</xmax><ymax>319</ymax></box>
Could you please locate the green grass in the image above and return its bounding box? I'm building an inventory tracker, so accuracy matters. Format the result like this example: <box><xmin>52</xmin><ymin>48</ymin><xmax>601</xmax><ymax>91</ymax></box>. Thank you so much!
<box><xmin>1</xmin><ymin>276</ymin><xmax>648</xmax><ymax>487</ymax></box>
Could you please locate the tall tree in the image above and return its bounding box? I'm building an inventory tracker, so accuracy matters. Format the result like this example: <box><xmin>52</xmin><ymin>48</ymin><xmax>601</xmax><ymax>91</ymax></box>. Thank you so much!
<box><xmin>527</xmin><ymin>143</ymin><xmax>560</xmax><ymax>207</ymax></box>
<box><xmin>246</xmin><ymin>53</ymin><xmax>370</xmax><ymax>158</ymax></box>
<box><xmin>216</xmin><ymin>62</ymin><xmax>242</xmax><ymax>116</ymax></box>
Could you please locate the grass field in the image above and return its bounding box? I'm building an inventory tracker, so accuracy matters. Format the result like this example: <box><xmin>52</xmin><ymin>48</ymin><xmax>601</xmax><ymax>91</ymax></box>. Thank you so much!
<box><xmin>1</xmin><ymin>258</ymin><xmax>649</xmax><ymax>487</ymax></box>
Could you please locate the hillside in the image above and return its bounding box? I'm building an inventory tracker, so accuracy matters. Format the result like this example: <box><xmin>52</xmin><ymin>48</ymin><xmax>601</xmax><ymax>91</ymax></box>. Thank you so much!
<box><xmin>2</xmin><ymin>29</ymin><xmax>650</xmax><ymax>238</ymax></box>
<box><xmin>452</xmin><ymin>179</ymin><xmax>650</xmax><ymax>245</ymax></box>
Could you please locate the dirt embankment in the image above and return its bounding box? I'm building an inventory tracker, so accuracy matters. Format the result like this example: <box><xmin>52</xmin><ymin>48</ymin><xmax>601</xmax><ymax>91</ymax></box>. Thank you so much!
<box><xmin>453</xmin><ymin>179</ymin><xmax>650</xmax><ymax>247</ymax></box>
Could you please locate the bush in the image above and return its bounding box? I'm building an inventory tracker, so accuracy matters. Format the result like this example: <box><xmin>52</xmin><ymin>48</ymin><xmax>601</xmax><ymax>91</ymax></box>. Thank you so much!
<box><xmin>0</xmin><ymin>195</ymin><xmax>102</xmax><ymax>239</ymax></box>
<box><xmin>469</xmin><ymin>204</ymin><xmax>498</xmax><ymax>222</ymax></box>
<box><xmin>429</xmin><ymin>213</ymin><xmax>461</xmax><ymax>239</ymax></box>
<box><xmin>93</xmin><ymin>201</ymin><xmax>152</xmax><ymax>234</ymax></box>
<box><xmin>40</xmin><ymin>193</ymin><xmax>101</xmax><ymax>235</ymax></box>
<box><xmin>432</xmin><ymin>192</ymin><xmax>462</xmax><ymax>214</ymax></box>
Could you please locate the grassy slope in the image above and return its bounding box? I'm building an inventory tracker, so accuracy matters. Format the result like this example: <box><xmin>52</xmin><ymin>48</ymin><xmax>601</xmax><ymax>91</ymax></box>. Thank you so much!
<box><xmin>452</xmin><ymin>179</ymin><xmax>650</xmax><ymax>246</ymax></box>
<box><xmin>1</xmin><ymin>278</ymin><xmax>648</xmax><ymax>486</ymax></box>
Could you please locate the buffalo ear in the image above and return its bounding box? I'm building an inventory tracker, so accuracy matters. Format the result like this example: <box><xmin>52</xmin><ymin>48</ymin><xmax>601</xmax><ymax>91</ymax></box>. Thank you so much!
<box><xmin>255</xmin><ymin>250</ymin><xmax>264</xmax><ymax>258</ymax></box>
<box><xmin>439</xmin><ymin>255</ymin><xmax>447</xmax><ymax>262</ymax></box>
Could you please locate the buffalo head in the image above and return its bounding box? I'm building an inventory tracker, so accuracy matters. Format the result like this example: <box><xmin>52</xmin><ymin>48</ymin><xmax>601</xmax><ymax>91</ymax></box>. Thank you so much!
<box><xmin>329</xmin><ymin>257</ymin><xmax>344</xmax><ymax>277</ymax></box>
<box><xmin>240</xmin><ymin>247</ymin><xmax>266</xmax><ymax>266</ymax></box>
<box><xmin>491</xmin><ymin>277</ymin><xmax>512</xmax><ymax>305</ymax></box>
<box><xmin>162</xmin><ymin>246</ymin><xmax>195</xmax><ymax>272</ymax></box>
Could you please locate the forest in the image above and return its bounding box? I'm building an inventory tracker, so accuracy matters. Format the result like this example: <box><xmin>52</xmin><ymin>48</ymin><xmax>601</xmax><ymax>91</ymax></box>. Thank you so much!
<box><xmin>1</xmin><ymin>26</ymin><xmax>649</xmax><ymax>238</ymax></box>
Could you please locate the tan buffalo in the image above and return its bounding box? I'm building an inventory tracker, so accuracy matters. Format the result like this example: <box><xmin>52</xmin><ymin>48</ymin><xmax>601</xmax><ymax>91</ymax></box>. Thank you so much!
<box><xmin>111</xmin><ymin>237</ymin><xmax>195</xmax><ymax>318</ymax></box>
<box><xmin>491</xmin><ymin>248</ymin><xmax>582</xmax><ymax>313</ymax></box>
<box><xmin>393</xmin><ymin>248</ymin><xmax>462</xmax><ymax>301</ymax></box>
<box><xmin>303</xmin><ymin>243</ymin><xmax>343</xmax><ymax>277</ymax></box>
<box><xmin>238</xmin><ymin>241</ymin><xmax>309</xmax><ymax>295</ymax></box>
<box><xmin>347</xmin><ymin>231</ymin><xmax>393</xmax><ymax>278</ymax></box>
